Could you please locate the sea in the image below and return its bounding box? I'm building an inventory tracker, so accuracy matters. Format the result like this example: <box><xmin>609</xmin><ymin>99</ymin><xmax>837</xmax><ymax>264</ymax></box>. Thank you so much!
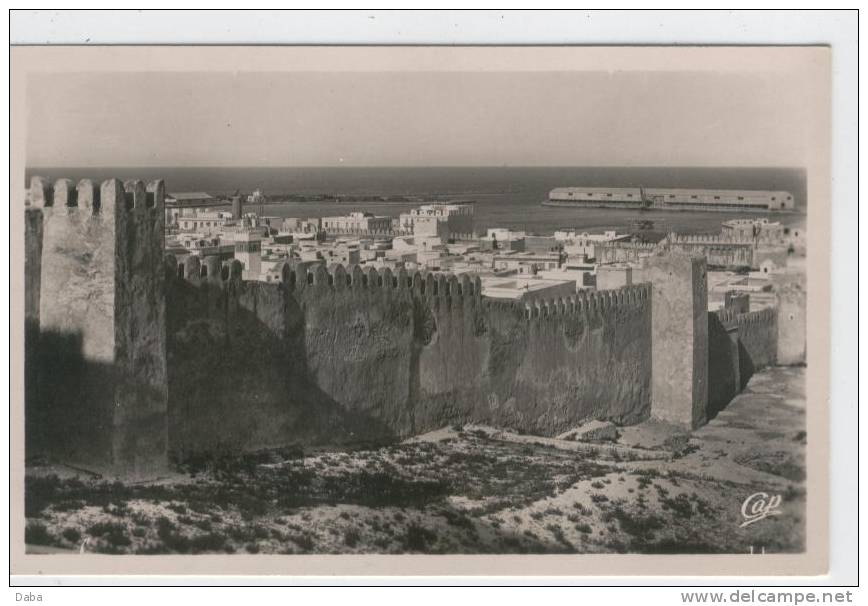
<box><xmin>24</xmin><ymin>166</ymin><xmax>807</xmax><ymax>235</ymax></box>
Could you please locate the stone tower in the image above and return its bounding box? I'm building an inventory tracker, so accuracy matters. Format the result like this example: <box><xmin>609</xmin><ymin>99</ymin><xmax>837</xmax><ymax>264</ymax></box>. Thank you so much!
<box><xmin>640</xmin><ymin>252</ymin><xmax>709</xmax><ymax>429</ymax></box>
<box><xmin>234</xmin><ymin>216</ymin><xmax>263</xmax><ymax>279</ymax></box>
<box><xmin>29</xmin><ymin>176</ymin><xmax>168</xmax><ymax>475</ymax></box>
<box><xmin>776</xmin><ymin>282</ymin><xmax>807</xmax><ymax>365</ymax></box>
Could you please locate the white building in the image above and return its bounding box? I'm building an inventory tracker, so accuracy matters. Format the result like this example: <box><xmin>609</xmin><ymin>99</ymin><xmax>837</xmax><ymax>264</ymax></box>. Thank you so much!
<box><xmin>537</xmin><ymin>258</ymin><xmax>596</xmax><ymax>291</ymax></box>
<box><xmin>321</xmin><ymin>212</ymin><xmax>392</xmax><ymax>234</ymax></box>
<box><xmin>480</xmin><ymin>276</ymin><xmax>576</xmax><ymax>302</ymax></box>
<box><xmin>492</xmin><ymin>251</ymin><xmax>562</xmax><ymax>275</ymax></box>
<box><xmin>547</xmin><ymin>187</ymin><xmax>796</xmax><ymax>211</ymax></box>
<box><xmin>176</xmin><ymin>209</ymin><xmax>234</xmax><ymax>233</ymax></box>
<box><xmin>233</xmin><ymin>217</ymin><xmax>264</xmax><ymax>279</ymax></box>
<box><xmin>554</xmin><ymin>230</ymin><xmax>630</xmax><ymax>261</ymax></box>
<box><xmin>399</xmin><ymin>202</ymin><xmax>475</xmax><ymax>240</ymax></box>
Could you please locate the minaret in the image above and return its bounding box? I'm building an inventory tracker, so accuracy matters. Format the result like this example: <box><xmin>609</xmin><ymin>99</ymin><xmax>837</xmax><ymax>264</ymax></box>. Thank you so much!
<box><xmin>233</xmin><ymin>215</ymin><xmax>262</xmax><ymax>279</ymax></box>
<box><xmin>231</xmin><ymin>191</ymin><xmax>242</xmax><ymax>220</ymax></box>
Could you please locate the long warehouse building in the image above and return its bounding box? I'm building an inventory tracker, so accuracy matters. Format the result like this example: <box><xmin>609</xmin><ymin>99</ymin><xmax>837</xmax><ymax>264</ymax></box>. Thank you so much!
<box><xmin>544</xmin><ymin>187</ymin><xmax>796</xmax><ymax>212</ymax></box>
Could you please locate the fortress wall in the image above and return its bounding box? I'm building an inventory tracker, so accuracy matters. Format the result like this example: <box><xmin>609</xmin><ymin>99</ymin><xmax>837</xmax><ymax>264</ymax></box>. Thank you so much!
<box><xmin>594</xmin><ymin>242</ymin><xmax>658</xmax><ymax>264</ymax></box>
<box><xmin>776</xmin><ymin>283</ymin><xmax>806</xmax><ymax>365</ymax></box>
<box><xmin>505</xmin><ymin>285</ymin><xmax>652</xmax><ymax>434</ymax></box>
<box><xmin>640</xmin><ymin>253</ymin><xmax>709</xmax><ymax>429</ymax></box>
<box><xmin>24</xmin><ymin>175</ymin><xmax>802</xmax><ymax>469</ymax></box>
<box><xmin>164</xmin><ymin>261</ymin><xmax>654</xmax><ymax>456</ymax></box>
<box><xmin>288</xmin><ymin>264</ymin><xmax>418</xmax><ymax>436</ymax></box>
<box><xmin>166</xmin><ymin>261</ymin><xmax>420</xmax><ymax>458</ymax></box>
<box><xmin>27</xmin><ymin>177</ymin><xmax>168</xmax><ymax>474</ymax></box>
<box><xmin>413</xmin><ymin>273</ymin><xmax>493</xmax><ymax>432</ymax></box>
<box><xmin>26</xmin><ymin>174</ymin><xmax>785</xmax><ymax>466</ymax></box>
<box><xmin>24</xmin><ymin>207</ymin><xmax>44</xmax><ymax>461</ymax></box>
<box><xmin>707</xmin><ymin>305</ymin><xmax>782</xmax><ymax>418</ymax></box>
<box><xmin>166</xmin><ymin>258</ymin><xmax>317</xmax><ymax>459</ymax></box>
<box><xmin>735</xmin><ymin>307</ymin><xmax>778</xmax><ymax>372</ymax></box>
<box><xmin>667</xmin><ymin>241</ymin><xmax>754</xmax><ymax>269</ymax></box>
<box><xmin>24</xmin><ymin>208</ymin><xmax>43</xmax><ymax>324</ymax></box>
<box><xmin>707</xmin><ymin>310</ymin><xmax>742</xmax><ymax>416</ymax></box>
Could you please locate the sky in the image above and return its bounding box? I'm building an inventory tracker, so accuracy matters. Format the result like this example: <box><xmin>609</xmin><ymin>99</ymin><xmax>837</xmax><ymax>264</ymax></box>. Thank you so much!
<box><xmin>26</xmin><ymin>70</ymin><xmax>816</xmax><ymax>168</ymax></box>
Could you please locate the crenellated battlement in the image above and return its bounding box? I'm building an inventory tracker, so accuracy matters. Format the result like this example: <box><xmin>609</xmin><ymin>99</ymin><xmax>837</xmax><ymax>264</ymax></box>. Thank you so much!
<box><xmin>165</xmin><ymin>254</ymin><xmax>244</xmax><ymax>287</ymax></box>
<box><xmin>165</xmin><ymin>257</ymin><xmax>487</xmax><ymax>312</ymax></box>
<box><xmin>522</xmin><ymin>283</ymin><xmax>650</xmax><ymax>320</ymax></box>
<box><xmin>274</xmin><ymin>262</ymin><xmax>484</xmax><ymax>300</ymax></box>
<box><xmin>667</xmin><ymin>233</ymin><xmax>755</xmax><ymax>246</ymax></box>
<box><xmin>597</xmin><ymin>241</ymin><xmax>659</xmax><ymax>250</ymax></box>
<box><xmin>26</xmin><ymin>174</ymin><xmax>804</xmax><ymax>468</ymax></box>
<box><xmin>29</xmin><ymin>175</ymin><xmax>168</xmax><ymax>473</ymax></box>
<box><xmin>715</xmin><ymin>308</ymin><xmax>740</xmax><ymax>328</ymax></box>
<box><xmin>593</xmin><ymin>241</ymin><xmax>660</xmax><ymax>264</ymax></box>
<box><xmin>735</xmin><ymin>307</ymin><xmax>776</xmax><ymax>327</ymax></box>
<box><xmin>30</xmin><ymin>176</ymin><xmax>165</xmax><ymax>217</ymax></box>
<box><xmin>715</xmin><ymin>306</ymin><xmax>776</xmax><ymax>330</ymax></box>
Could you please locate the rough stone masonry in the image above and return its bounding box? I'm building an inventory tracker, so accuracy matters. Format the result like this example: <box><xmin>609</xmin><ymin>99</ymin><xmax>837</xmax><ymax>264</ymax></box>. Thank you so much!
<box><xmin>24</xmin><ymin>176</ymin><xmax>805</xmax><ymax>473</ymax></box>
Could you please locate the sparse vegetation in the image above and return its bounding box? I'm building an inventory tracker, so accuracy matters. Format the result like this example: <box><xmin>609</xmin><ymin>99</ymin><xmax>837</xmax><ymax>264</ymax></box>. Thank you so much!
<box><xmin>343</xmin><ymin>527</ymin><xmax>361</xmax><ymax>547</ymax></box>
<box><xmin>401</xmin><ymin>524</ymin><xmax>436</xmax><ymax>552</ymax></box>
<box><xmin>25</xmin><ymin>522</ymin><xmax>53</xmax><ymax>545</ymax></box>
<box><xmin>24</xmin><ymin>386</ymin><xmax>805</xmax><ymax>556</ymax></box>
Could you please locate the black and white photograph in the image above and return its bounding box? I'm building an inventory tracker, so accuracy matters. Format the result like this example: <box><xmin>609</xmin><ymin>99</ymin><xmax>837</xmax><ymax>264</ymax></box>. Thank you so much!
<box><xmin>10</xmin><ymin>12</ymin><xmax>850</xmax><ymax>585</ymax></box>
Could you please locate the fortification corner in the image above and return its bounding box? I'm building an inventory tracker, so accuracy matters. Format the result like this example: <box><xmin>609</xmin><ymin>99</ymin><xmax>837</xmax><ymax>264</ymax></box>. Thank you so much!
<box><xmin>29</xmin><ymin>177</ymin><xmax>169</xmax><ymax>476</ymax></box>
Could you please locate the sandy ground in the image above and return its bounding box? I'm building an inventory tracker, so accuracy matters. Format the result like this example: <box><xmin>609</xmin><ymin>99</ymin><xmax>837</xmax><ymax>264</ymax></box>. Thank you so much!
<box><xmin>24</xmin><ymin>366</ymin><xmax>805</xmax><ymax>555</ymax></box>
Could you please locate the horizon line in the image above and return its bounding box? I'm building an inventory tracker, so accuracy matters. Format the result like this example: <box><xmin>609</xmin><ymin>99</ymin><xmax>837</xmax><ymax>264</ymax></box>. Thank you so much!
<box><xmin>24</xmin><ymin>164</ymin><xmax>808</xmax><ymax>171</ymax></box>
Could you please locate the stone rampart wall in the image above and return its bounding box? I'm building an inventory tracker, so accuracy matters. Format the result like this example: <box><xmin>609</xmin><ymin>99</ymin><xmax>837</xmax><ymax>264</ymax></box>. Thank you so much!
<box><xmin>165</xmin><ymin>260</ymin><xmax>652</xmax><ymax>457</ymax></box>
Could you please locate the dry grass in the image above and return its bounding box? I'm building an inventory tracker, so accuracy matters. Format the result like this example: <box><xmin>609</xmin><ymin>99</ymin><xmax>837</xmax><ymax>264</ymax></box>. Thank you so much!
<box><xmin>24</xmin><ymin>369</ymin><xmax>806</xmax><ymax>555</ymax></box>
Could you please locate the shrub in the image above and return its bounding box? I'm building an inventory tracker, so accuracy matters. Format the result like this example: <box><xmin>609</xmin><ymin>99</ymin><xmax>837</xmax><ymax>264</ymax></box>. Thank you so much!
<box><xmin>661</xmin><ymin>494</ymin><xmax>694</xmax><ymax>519</ymax></box>
<box><xmin>53</xmin><ymin>499</ymin><xmax>86</xmax><ymax>513</ymax></box>
<box><xmin>194</xmin><ymin>518</ymin><xmax>212</xmax><ymax>532</ymax></box>
<box><xmin>102</xmin><ymin>502</ymin><xmax>129</xmax><ymax>517</ymax></box>
<box><xmin>189</xmin><ymin>533</ymin><xmax>227</xmax><ymax>553</ymax></box>
<box><xmin>609</xmin><ymin>505</ymin><xmax>665</xmax><ymax>539</ymax></box>
<box><xmin>572</xmin><ymin>502</ymin><xmax>592</xmax><ymax>515</ymax></box>
<box><xmin>131</xmin><ymin>512</ymin><xmax>151</xmax><ymax>527</ymax></box>
<box><xmin>62</xmin><ymin>527</ymin><xmax>81</xmax><ymax>543</ymax></box>
<box><xmin>87</xmin><ymin>521</ymin><xmax>131</xmax><ymax>552</ymax></box>
<box><xmin>156</xmin><ymin>516</ymin><xmax>190</xmax><ymax>553</ymax></box>
<box><xmin>343</xmin><ymin>528</ymin><xmax>361</xmax><ymax>548</ymax></box>
<box><xmin>401</xmin><ymin>524</ymin><xmax>436</xmax><ymax>552</ymax></box>
<box><xmin>441</xmin><ymin>509</ymin><xmax>474</xmax><ymax>530</ymax></box>
<box><xmin>25</xmin><ymin>522</ymin><xmax>53</xmax><ymax>545</ymax></box>
<box><xmin>291</xmin><ymin>533</ymin><xmax>315</xmax><ymax>552</ymax></box>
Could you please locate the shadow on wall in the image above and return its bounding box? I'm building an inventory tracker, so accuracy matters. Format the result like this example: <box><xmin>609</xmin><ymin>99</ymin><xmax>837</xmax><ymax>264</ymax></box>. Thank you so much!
<box><xmin>26</xmin><ymin>329</ymin><xmax>112</xmax><ymax>464</ymax></box>
<box><xmin>706</xmin><ymin>313</ymin><xmax>758</xmax><ymax>423</ymax></box>
<box><xmin>737</xmin><ymin>341</ymin><xmax>756</xmax><ymax>392</ymax></box>
<box><xmin>168</xmin><ymin>263</ymin><xmax>655</xmax><ymax>458</ymax></box>
<box><xmin>166</xmin><ymin>276</ymin><xmax>400</xmax><ymax>462</ymax></box>
<box><xmin>25</xmin><ymin>327</ymin><xmax>167</xmax><ymax>470</ymax></box>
